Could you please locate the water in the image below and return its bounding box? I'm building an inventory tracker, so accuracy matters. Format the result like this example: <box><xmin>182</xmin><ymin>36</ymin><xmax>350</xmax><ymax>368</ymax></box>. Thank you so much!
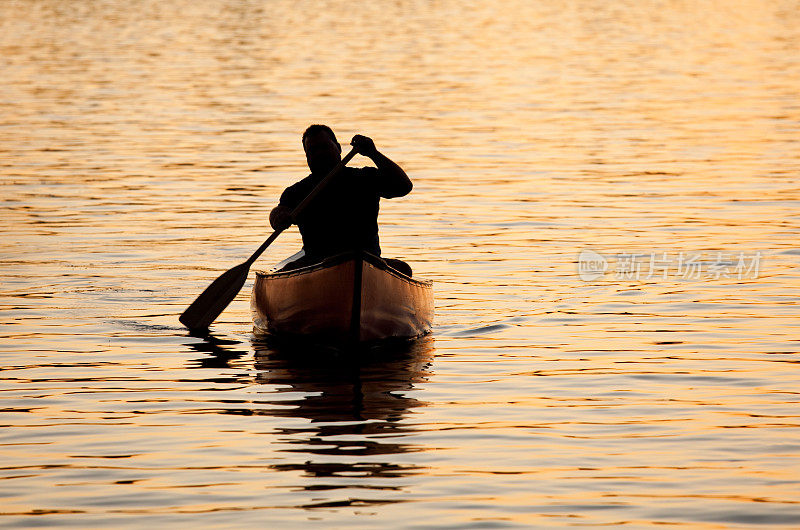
<box><xmin>2</xmin><ymin>0</ymin><xmax>800</xmax><ymax>527</ymax></box>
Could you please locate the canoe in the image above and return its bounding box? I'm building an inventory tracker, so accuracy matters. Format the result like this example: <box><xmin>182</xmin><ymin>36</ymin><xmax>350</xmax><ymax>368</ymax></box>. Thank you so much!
<box><xmin>251</xmin><ymin>251</ymin><xmax>433</xmax><ymax>344</ymax></box>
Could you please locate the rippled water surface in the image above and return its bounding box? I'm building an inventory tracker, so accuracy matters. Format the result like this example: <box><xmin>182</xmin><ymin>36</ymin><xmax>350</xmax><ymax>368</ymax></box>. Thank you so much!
<box><xmin>2</xmin><ymin>1</ymin><xmax>800</xmax><ymax>527</ymax></box>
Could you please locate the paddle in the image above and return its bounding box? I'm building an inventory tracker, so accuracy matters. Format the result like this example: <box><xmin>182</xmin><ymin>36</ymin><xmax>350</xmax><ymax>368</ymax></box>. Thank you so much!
<box><xmin>179</xmin><ymin>147</ymin><xmax>358</xmax><ymax>332</ymax></box>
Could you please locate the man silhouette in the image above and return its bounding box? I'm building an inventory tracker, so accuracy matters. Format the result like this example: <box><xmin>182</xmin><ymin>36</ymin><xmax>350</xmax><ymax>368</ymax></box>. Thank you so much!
<box><xmin>269</xmin><ymin>125</ymin><xmax>413</xmax><ymax>275</ymax></box>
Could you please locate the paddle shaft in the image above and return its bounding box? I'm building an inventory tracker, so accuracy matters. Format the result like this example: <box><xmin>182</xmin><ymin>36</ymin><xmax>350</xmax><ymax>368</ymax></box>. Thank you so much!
<box><xmin>245</xmin><ymin>147</ymin><xmax>357</xmax><ymax>266</ymax></box>
<box><xmin>179</xmin><ymin>147</ymin><xmax>357</xmax><ymax>331</ymax></box>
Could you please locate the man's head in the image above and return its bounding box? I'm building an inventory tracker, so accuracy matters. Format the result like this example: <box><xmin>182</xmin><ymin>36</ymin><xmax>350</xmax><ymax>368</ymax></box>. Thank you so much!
<box><xmin>302</xmin><ymin>124</ymin><xmax>341</xmax><ymax>175</ymax></box>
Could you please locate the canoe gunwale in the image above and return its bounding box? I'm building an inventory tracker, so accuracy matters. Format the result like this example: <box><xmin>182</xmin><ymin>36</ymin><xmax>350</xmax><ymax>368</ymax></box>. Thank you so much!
<box><xmin>254</xmin><ymin>251</ymin><xmax>432</xmax><ymax>289</ymax></box>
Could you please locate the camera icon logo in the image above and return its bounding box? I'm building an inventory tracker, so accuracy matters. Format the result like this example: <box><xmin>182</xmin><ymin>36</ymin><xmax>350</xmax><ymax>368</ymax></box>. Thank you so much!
<box><xmin>577</xmin><ymin>249</ymin><xmax>608</xmax><ymax>281</ymax></box>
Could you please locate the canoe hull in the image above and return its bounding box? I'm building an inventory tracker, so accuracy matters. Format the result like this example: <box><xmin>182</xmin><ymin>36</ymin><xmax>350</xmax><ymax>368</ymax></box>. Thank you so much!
<box><xmin>252</xmin><ymin>252</ymin><xmax>433</xmax><ymax>343</ymax></box>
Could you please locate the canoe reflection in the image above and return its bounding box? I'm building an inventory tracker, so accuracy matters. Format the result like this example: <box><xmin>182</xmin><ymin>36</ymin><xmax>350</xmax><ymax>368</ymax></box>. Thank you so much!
<box><xmin>252</xmin><ymin>335</ymin><xmax>434</xmax><ymax>482</ymax></box>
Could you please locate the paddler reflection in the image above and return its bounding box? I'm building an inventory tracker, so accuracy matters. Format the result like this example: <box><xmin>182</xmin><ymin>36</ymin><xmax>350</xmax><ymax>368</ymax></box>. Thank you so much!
<box><xmin>252</xmin><ymin>336</ymin><xmax>434</xmax><ymax>482</ymax></box>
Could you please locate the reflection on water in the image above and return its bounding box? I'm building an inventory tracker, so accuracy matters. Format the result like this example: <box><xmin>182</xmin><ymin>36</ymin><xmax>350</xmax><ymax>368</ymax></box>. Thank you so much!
<box><xmin>253</xmin><ymin>336</ymin><xmax>432</xmax><ymax>499</ymax></box>
<box><xmin>187</xmin><ymin>333</ymin><xmax>249</xmax><ymax>369</ymax></box>
<box><xmin>2</xmin><ymin>0</ymin><xmax>800</xmax><ymax>527</ymax></box>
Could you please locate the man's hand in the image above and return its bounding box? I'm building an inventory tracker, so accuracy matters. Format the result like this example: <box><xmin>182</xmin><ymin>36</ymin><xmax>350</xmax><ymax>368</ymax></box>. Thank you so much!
<box><xmin>269</xmin><ymin>205</ymin><xmax>293</xmax><ymax>231</ymax></box>
<box><xmin>350</xmin><ymin>134</ymin><xmax>412</xmax><ymax>198</ymax></box>
<box><xmin>351</xmin><ymin>134</ymin><xmax>378</xmax><ymax>159</ymax></box>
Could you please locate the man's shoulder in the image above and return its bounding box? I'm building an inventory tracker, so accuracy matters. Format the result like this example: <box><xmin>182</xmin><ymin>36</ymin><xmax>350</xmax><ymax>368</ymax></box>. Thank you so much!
<box><xmin>286</xmin><ymin>167</ymin><xmax>373</xmax><ymax>186</ymax></box>
<box><xmin>280</xmin><ymin>167</ymin><xmax>380</xmax><ymax>204</ymax></box>
<box><xmin>279</xmin><ymin>174</ymin><xmax>315</xmax><ymax>206</ymax></box>
<box><xmin>288</xmin><ymin>173</ymin><xmax>315</xmax><ymax>189</ymax></box>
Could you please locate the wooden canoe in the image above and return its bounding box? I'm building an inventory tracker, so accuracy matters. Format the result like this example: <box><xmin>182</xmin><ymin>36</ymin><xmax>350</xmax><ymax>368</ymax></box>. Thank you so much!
<box><xmin>251</xmin><ymin>252</ymin><xmax>433</xmax><ymax>344</ymax></box>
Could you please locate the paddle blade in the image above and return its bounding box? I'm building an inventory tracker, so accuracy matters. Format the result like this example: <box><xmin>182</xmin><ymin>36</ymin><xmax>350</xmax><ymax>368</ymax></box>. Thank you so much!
<box><xmin>179</xmin><ymin>261</ymin><xmax>250</xmax><ymax>332</ymax></box>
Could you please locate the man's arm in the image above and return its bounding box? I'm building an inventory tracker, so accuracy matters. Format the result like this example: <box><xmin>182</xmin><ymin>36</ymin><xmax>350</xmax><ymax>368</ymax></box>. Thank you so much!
<box><xmin>351</xmin><ymin>134</ymin><xmax>412</xmax><ymax>198</ymax></box>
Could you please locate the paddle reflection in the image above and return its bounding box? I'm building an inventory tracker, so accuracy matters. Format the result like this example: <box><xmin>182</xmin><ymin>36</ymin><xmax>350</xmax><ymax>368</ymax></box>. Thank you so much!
<box><xmin>252</xmin><ymin>335</ymin><xmax>434</xmax><ymax>482</ymax></box>
<box><xmin>185</xmin><ymin>331</ymin><xmax>248</xmax><ymax>369</ymax></box>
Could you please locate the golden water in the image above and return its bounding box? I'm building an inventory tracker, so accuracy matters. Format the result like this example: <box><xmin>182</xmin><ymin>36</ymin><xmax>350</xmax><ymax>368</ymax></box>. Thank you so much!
<box><xmin>2</xmin><ymin>1</ymin><xmax>800</xmax><ymax>527</ymax></box>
